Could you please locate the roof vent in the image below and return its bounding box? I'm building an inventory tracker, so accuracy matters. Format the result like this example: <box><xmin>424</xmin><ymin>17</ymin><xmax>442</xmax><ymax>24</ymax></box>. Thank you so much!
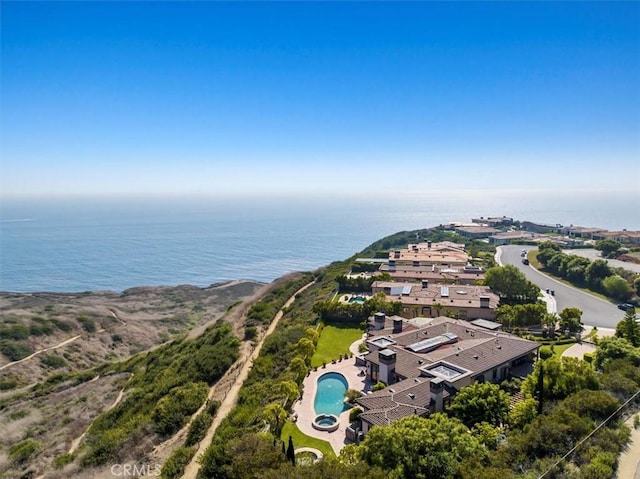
<box><xmin>408</xmin><ymin>393</ymin><xmax>415</xmax><ymax>400</ymax></box>
<box><xmin>473</xmin><ymin>355</ymin><xmax>479</xmax><ymax>359</ymax></box>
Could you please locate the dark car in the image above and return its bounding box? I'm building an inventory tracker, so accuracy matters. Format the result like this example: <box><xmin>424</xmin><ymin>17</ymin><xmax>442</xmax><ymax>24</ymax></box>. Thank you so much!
<box><xmin>618</xmin><ymin>303</ymin><xmax>635</xmax><ymax>311</ymax></box>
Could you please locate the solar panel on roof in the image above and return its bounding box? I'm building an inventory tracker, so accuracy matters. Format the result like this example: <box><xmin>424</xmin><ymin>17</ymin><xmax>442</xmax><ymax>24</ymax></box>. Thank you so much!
<box><xmin>441</xmin><ymin>286</ymin><xmax>449</xmax><ymax>297</ymax></box>
<box><xmin>402</xmin><ymin>285</ymin><xmax>412</xmax><ymax>295</ymax></box>
<box><xmin>406</xmin><ymin>333</ymin><xmax>458</xmax><ymax>353</ymax></box>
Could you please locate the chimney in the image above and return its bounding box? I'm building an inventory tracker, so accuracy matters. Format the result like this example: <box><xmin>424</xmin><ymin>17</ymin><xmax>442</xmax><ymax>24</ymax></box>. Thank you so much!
<box><xmin>427</xmin><ymin>241</ymin><xmax>432</xmax><ymax>250</ymax></box>
<box><xmin>393</xmin><ymin>318</ymin><xmax>403</xmax><ymax>334</ymax></box>
<box><xmin>421</xmin><ymin>279</ymin><xmax>429</xmax><ymax>289</ymax></box>
<box><xmin>480</xmin><ymin>296</ymin><xmax>490</xmax><ymax>309</ymax></box>
<box><xmin>394</xmin><ymin>250</ymin><xmax>401</xmax><ymax>259</ymax></box>
<box><xmin>378</xmin><ymin>349</ymin><xmax>397</xmax><ymax>385</ymax></box>
<box><xmin>430</xmin><ymin>377</ymin><xmax>444</xmax><ymax>412</ymax></box>
<box><xmin>374</xmin><ymin>312</ymin><xmax>386</xmax><ymax>330</ymax></box>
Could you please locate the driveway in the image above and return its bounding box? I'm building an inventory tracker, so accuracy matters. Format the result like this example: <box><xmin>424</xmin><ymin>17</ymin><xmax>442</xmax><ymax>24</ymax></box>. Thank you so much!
<box><xmin>497</xmin><ymin>246</ymin><xmax>626</xmax><ymax>329</ymax></box>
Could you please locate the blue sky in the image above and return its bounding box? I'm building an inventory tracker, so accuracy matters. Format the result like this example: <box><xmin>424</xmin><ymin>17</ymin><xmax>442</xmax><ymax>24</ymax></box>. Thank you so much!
<box><xmin>1</xmin><ymin>1</ymin><xmax>639</xmax><ymax>198</ymax></box>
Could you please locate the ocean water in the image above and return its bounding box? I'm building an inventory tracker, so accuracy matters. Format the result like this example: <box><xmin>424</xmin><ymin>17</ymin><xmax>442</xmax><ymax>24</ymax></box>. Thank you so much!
<box><xmin>1</xmin><ymin>190</ymin><xmax>638</xmax><ymax>293</ymax></box>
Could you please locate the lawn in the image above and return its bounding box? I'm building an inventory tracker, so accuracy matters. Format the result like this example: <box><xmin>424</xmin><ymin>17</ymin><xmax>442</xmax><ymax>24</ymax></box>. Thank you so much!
<box><xmin>551</xmin><ymin>342</ymin><xmax>576</xmax><ymax>357</ymax></box>
<box><xmin>310</xmin><ymin>323</ymin><xmax>364</xmax><ymax>368</ymax></box>
<box><xmin>281</xmin><ymin>420</ymin><xmax>335</xmax><ymax>458</ymax></box>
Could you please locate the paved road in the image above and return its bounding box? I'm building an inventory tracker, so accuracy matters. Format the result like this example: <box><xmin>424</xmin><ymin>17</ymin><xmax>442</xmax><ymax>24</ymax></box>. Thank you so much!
<box><xmin>562</xmin><ymin>248</ymin><xmax>640</xmax><ymax>274</ymax></box>
<box><xmin>497</xmin><ymin>245</ymin><xmax>626</xmax><ymax>329</ymax></box>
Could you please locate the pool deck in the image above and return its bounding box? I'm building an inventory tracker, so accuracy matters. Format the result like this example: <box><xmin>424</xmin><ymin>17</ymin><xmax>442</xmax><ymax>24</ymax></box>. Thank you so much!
<box><xmin>292</xmin><ymin>337</ymin><xmax>371</xmax><ymax>455</ymax></box>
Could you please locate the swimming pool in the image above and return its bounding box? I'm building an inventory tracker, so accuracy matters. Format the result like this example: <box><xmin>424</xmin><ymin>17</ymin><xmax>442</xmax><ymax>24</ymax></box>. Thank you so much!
<box><xmin>348</xmin><ymin>295</ymin><xmax>365</xmax><ymax>304</ymax></box>
<box><xmin>314</xmin><ymin>372</ymin><xmax>348</xmax><ymax>416</ymax></box>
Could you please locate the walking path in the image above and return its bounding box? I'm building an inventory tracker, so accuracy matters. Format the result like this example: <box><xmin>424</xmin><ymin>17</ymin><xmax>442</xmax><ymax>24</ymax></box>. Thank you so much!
<box><xmin>68</xmin><ymin>384</ymin><xmax>127</xmax><ymax>454</ymax></box>
<box><xmin>180</xmin><ymin>280</ymin><xmax>315</xmax><ymax>479</ymax></box>
<box><xmin>0</xmin><ymin>334</ymin><xmax>81</xmax><ymax>371</ymax></box>
<box><xmin>617</xmin><ymin>416</ymin><xmax>640</xmax><ymax>479</ymax></box>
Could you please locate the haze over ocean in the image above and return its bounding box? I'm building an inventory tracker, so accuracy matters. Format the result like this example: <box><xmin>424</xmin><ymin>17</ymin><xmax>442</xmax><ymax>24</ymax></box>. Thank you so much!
<box><xmin>1</xmin><ymin>191</ymin><xmax>637</xmax><ymax>293</ymax></box>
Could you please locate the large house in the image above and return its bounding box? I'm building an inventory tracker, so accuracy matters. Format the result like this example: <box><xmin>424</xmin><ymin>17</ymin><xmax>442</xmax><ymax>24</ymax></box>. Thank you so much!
<box><xmin>388</xmin><ymin>242</ymin><xmax>469</xmax><ymax>268</ymax></box>
<box><xmin>355</xmin><ymin>316</ymin><xmax>539</xmax><ymax>434</ymax></box>
<box><xmin>371</xmin><ymin>280</ymin><xmax>500</xmax><ymax>320</ymax></box>
<box><xmin>379</xmin><ymin>263</ymin><xmax>484</xmax><ymax>285</ymax></box>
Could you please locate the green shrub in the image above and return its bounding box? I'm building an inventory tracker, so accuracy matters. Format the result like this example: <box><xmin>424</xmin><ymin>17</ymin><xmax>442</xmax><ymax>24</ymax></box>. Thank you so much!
<box><xmin>345</xmin><ymin>389</ymin><xmax>362</xmax><ymax>403</ymax></box>
<box><xmin>0</xmin><ymin>340</ymin><xmax>34</xmax><ymax>361</ymax></box>
<box><xmin>0</xmin><ymin>378</ymin><xmax>18</xmax><ymax>390</ymax></box>
<box><xmin>206</xmin><ymin>399</ymin><xmax>221</xmax><ymax>416</ymax></box>
<box><xmin>584</xmin><ymin>352</ymin><xmax>594</xmax><ymax>364</ymax></box>
<box><xmin>51</xmin><ymin>319</ymin><xmax>73</xmax><ymax>332</ymax></box>
<box><xmin>41</xmin><ymin>354</ymin><xmax>67</xmax><ymax>369</ymax></box>
<box><xmin>539</xmin><ymin>346</ymin><xmax>553</xmax><ymax>360</ymax></box>
<box><xmin>77</xmin><ymin>316</ymin><xmax>96</xmax><ymax>333</ymax></box>
<box><xmin>185</xmin><ymin>411</ymin><xmax>213</xmax><ymax>446</ymax></box>
<box><xmin>372</xmin><ymin>381</ymin><xmax>387</xmax><ymax>391</ymax></box>
<box><xmin>53</xmin><ymin>452</ymin><xmax>75</xmax><ymax>469</ymax></box>
<box><xmin>0</xmin><ymin>324</ymin><xmax>30</xmax><ymax>340</ymax></box>
<box><xmin>244</xmin><ymin>326</ymin><xmax>258</xmax><ymax>340</ymax></box>
<box><xmin>9</xmin><ymin>439</ymin><xmax>41</xmax><ymax>464</ymax></box>
<box><xmin>349</xmin><ymin>407</ymin><xmax>363</xmax><ymax>423</ymax></box>
<box><xmin>161</xmin><ymin>446</ymin><xmax>196</xmax><ymax>479</ymax></box>
<box><xmin>30</xmin><ymin>322</ymin><xmax>54</xmax><ymax>336</ymax></box>
<box><xmin>152</xmin><ymin>382</ymin><xmax>208</xmax><ymax>437</ymax></box>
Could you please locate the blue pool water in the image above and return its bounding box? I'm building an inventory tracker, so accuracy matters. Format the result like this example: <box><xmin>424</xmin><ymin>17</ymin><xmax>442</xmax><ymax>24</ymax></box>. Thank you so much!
<box><xmin>314</xmin><ymin>372</ymin><xmax>348</xmax><ymax>416</ymax></box>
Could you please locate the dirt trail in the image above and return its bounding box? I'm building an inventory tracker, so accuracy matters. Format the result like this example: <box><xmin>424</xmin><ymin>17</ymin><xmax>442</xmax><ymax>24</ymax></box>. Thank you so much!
<box><xmin>68</xmin><ymin>380</ymin><xmax>128</xmax><ymax>454</ymax></box>
<box><xmin>180</xmin><ymin>280</ymin><xmax>315</xmax><ymax>479</ymax></box>
<box><xmin>0</xmin><ymin>335</ymin><xmax>82</xmax><ymax>371</ymax></box>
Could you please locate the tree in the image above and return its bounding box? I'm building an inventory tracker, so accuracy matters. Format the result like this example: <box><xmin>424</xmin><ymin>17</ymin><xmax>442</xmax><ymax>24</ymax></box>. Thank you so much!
<box><xmin>595</xmin><ymin>239</ymin><xmax>621</xmax><ymax>259</ymax></box>
<box><xmin>615</xmin><ymin>308</ymin><xmax>640</xmax><ymax>347</ymax></box>
<box><xmin>585</xmin><ymin>259</ymin><xmax>612</xmax><ymax>289</ymax></box>
<box><xmin>565</xmin><ymin>256</ymin><xmax>590</xmax><ymax>284</ymax></box>
<box><xmin>448</xmin><ymin>382</ymin><xmax>510</xmax><ymax>428</ymax></box>
<box><xmin>286</xmin><ymin>435</ymin><xmax>295</xmax><ymax>466</ymax></box>
<box><xmin>522</xmin><ymin>357</ymin><xmax>599</xmax><ymax>401</ymax></box>
<box><xmin>357</xmin><ymin>414</ymin><xmax>485</xmax><ymax>479</ymax></box>
<box><xmin>263</xmin><ymin>403</ymin><xmax>288</xmax><ymax>439</ymax></box>
<box><xmin>594</xmin><ymin>336</ymin><xmax>640</xmax><ymax>369</ymax></box>
<box><xmin>508</xmin><ymin>397</ymin><xmax>538</xmax><ymax>428</ymax></box>
<box><xmin>295</xmin><ymin>338</ymin><xmax>316</xmax><ymax>363</ymax></box>
<box><xmin>537</xmin><ymin>242</ymin><xmax>562</xmax><ymax>266</ymax></box>
<box><xmin>603</xmin><ymin>275</ymin><xmax>632</xmax><ymax>301</ymax></box>
<box><xmin>304</xmin><ymin>327</ymin><xmax>319</xmax><ymax>346</ymax></box>
<box><xmin>289</xmin><ymin>356</ymin><xmax>308</xmax><ymax>383</ymax></box>
<box><xmin>279</xmin><ymin>381</ymin><xmax>300</xmax><ymax>409</ymax></box>
<box><xmin>484</xmin><ymin>265</ymin><xmax>540</xmax><ymax>303</ymax></box>
<box><xmin>558</xmin><ymin>307</ymin><xmax>583</xmax><ymax>334</ymax></box>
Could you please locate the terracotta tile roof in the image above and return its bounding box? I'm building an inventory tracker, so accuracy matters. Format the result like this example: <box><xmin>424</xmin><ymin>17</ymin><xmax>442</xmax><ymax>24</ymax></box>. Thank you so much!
<box><xmin>365</xmin><ymin>318</ymin><xmax>539</xmax><ymax>379</ymax></box>
<box><xmin>372</xmin><ymin>281</ymin><xmax>499</xmax><ymax>309</ymax></box>
<box><xmin>357</xmin><ymin>378</ymin><xmax>436</xmax><ymax>427</ymax></box>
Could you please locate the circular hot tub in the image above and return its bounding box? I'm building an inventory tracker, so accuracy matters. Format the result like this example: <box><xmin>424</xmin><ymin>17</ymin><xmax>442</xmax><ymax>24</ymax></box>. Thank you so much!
<box><xmin>313</xmin><ymin>414</ymin><xmax>339</xmax><ymax>432</ymax></box>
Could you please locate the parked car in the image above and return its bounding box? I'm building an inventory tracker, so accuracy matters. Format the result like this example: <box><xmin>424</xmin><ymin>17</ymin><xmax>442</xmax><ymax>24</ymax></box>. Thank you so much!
<box><xmin>618</xmin><ymin>303</ymin><xmax>635</xmax><ymax>311</ymax></box>
<box><xmin>522</xmin><ymin>258</ymin><xmax>529</xmax><ymax>265</ymax></box>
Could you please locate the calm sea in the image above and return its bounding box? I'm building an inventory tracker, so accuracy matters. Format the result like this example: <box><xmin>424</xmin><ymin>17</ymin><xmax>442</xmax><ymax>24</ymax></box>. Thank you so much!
<box><xmin>1</xmin><ymin>190</ymin><xmax>638</xmax><ymax>293</ymax></box>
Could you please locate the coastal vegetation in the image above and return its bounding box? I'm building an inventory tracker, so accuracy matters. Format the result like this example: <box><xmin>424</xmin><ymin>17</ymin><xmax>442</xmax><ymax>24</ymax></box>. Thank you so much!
<box><xmin>192</xmin><ymin>231</ymin><xmax>639</xmax><ymax>479</ymax></box>
<box><xmin>535</xmin><ymin>242</ymin><xmax>639</xmax><ymax>303</ymax></box>
<box><xmin>2</xmin><ymin>227</ymin><xmax>638</xmax><ymax>478</ymax></box>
